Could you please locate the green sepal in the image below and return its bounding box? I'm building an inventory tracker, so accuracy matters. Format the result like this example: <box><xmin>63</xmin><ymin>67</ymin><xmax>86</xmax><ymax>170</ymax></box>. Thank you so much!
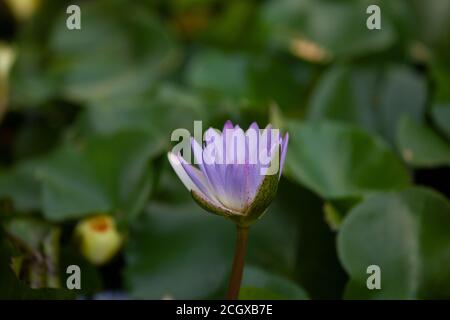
<box><xmin>191</xmin><ymin>190</ymin><xmax>241</xmax><ymax>218</ymax></box>
<box><xmin>239</xmin><ymin>172</ymin><xmax>279</xmax><ymax>226</ymax></box>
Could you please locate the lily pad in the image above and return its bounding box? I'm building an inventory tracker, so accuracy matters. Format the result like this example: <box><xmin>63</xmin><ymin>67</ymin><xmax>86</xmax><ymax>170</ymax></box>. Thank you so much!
<box><xmin>337</xmin><ymin>187</ymin><xmax>450</xmax><ymax>299</ymax></box>
<box><xmin>397</xmin><ymin>116</ymin><xmax>450</xmax><ymax>167</ymax></box>
<box><xmin>239</xmin><ymin>265</ymin><xmax>309</xmax><ymax>300</ymax></box>
<box><xmin>123</xmin><ymin>199</ymin><xmax>234</xmax><ymax>299</ymax></box>
<box><xmin>307</xmin><ymin>64</ymin><xmax>427</xmax><ymax>145</ymax></box>
<box><xmin>36</xmin><ymin>131</ymin><xmax>159</xmax><ymax>222</ymax></box>
<box><xmin>285</xmin><ymin>120</ymin><xmax>410</xmax><ymax>199</ymax></box>
<box><xmin>261</xmin><ymin>0</ymin><xmax>396</xmax><ymax>59</ymax></box>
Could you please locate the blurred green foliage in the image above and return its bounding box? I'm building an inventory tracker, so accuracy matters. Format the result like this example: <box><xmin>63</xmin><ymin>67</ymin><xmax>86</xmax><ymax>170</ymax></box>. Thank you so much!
<box><xmin>0</xmin><ymin>0</ymin><xmax>449</xmax><ymax>299</ymax></box>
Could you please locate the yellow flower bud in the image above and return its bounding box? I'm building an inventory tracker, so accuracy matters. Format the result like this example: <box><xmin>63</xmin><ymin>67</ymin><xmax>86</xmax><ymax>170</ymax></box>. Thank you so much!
<box><xmin>74</xmin><ymin>215</ymin><xmax>123</xmax><ymax>266</ymax></box>
<box><xmin>0</xmin><ymin>44</ymin><xmax>15</xmax><ymax>79</ymax></box>
<box><xmin>0</xmin><ymin>43</ymin><xmax>15</xmax><ymax>120</ymax></box>
<box><xmin>5</xmin><ymin>0</ymin><xmax>42</xmax><ymax>21</ymax></box>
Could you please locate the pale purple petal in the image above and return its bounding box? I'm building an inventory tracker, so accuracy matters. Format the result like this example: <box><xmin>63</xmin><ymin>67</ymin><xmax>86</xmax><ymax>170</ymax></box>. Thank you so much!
<box><xmin>279</xmin><ymin>132</ymin><xmax>289</xmax><ymax>178</ymax></box>
<box><xmin>259</xmin><ymin>140</ymin><xmax>281</xmax><ymax>176</ymax></box>
<box><xmin>223</xmin><ymin>120</ymin><xmax>233</xmax><ymax>132</ymax></box>
<box><xmin>191</xmin><ymin>137</ymin><xmax>204</xmax><ymax>165</ymax></box>
<box><xmin>223</xmin><ymin>126</ymin><xmax>246</xmax><ymax>165</ymax></box>
<box><xmin>204</xmin><ymin>128</ymin><xmax>220</xmax><ymax>149</ymax></box>
<box><xmin>258</xmin><ymin>126</ymin><xmax>275</xmax><ymax>170</ymax></box>
<box><xmin>205</xmin><ymin>130</ymin><xmax>227</xmax><ymax>185</ymax></box>
<box><xmin>168</xmin><ymin>152</ymin><xmax>201</xmax><ymax>194</ymax></box>
<box><xmin>265</xmin><ymin>124</ymin><xmax>273</xmax><ymax>155</ymax></box>
<box><xmin>178</xmin><ymin>158</ymin><xmax>231</xmax><ymax>210</ymax></box>
<box><xmin>178</xmin><ymin>154</ymin><xmax>211</xmax><ymax>197</ymax></box>
<box><xmin>223</xmin><ymin>164</ymin><xmax>249</xmax><ymax>210</ymax></box>
<box><xmin>221</xmin><ymin>164</ymin><xmax>262</xmax><ymax>211</ymax></box>
<box><xmin>192</xmin><ymin>137</ymin><xmax>227</xmax><ymax>204</ymax></box>
<box><xmin>246</xmin><ymin>124</ymin><xmax>259</xmax><ymax>167</ymax></box>
<box><xmin>247</xmin><ymin>122</ymin><xmax>259</xmax><ymax>133</ymax></box>
<box><xmin>245</xmin><ymin>164</ymin><xmax>263</xmax><ymax>202</ymax></box>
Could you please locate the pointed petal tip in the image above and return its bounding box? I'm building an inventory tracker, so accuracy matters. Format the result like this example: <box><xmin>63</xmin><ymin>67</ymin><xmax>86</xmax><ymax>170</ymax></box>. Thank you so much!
<box><xmin>279</xmin><ymin>132</ymin><xmax>289</xmax><ymax>178</ymax></box>
<box><xmin>234</xmin><ymin>125</ymin><xmax>245</xmax><ymax>134</ymax></box>
<box><xmin>167</xmin><ymin>152</ymin><xmax>197</xmax><ymax>193</ymax></box>
<box><xmin>167</xmin><ymin>151</ymin><xmax>179</xmax><ymax>166</ymax></box>
<box><xmin>223</xmin><ymin>120</ymin><xmax>233</xmax><ymax>131</ymax></box>
<box><xmin>249</xmin><ymin>122</ymin><xmax>259</xmax><ymax>130</ymax></box>
<box><xmin>246</xmin><ymin>122</ymin><xmax>260</xmax><ymax>137</ymax></box>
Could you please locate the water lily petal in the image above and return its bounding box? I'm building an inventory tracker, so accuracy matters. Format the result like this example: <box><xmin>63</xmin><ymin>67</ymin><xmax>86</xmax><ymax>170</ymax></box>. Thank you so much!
<box><xmin>223</xmin><ymin>164</ymin><xmax>249</xmax><ymax>210</ymax></box>
<box><xmin>246</xmin><ymin>124</ymin><xmax>259</xmax><ymax>165</ymax></box>
<box><xmin>247</xmin><ymin>122</ymin><xmax>259</xmax><ymax>133</ymax></box>
<box><xmin>191</xmin><ymin>190</ymin><xmax>243</xmax><ymax>218</ymax></box>
<box><xmin>279</xmin><ymin>132</ymin><xmax>289</xmax><ymax>178</ymax></box>
<box><xmin>167</xmin><ymin>152</ymin><xmax>203</xmax><ymax>195</ymax></box>
<box><xmin>178</xmin><ymin>154</ymin><xmax>212</xmax><ymax>198</ymax></box>
<box><xmin>191</xmin><ymin>137</ymin><xmax>226</xmax><ymax>204</ymax></box>
<box><xmin>223</xmin><ymin>120</ymin><xmax>233</xmax><ymax>132</ymax></box>
<box><xmin>259</xmin><ymin>141</ymin><xmax>281</xmax><ymax>176</ymax></box>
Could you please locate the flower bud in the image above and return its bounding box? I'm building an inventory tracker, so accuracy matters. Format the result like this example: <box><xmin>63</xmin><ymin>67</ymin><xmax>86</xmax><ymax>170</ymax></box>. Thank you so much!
<box><xmin>74</xmin><ymin>215</ymin><xmax>122</xmax><ymax>266</ymax></box>
<box><xmin>168</xmin><ymin>121</ymin><xmax>289</xmax><ymax>227</ymax></box>
<box><xmin>5</xmin><ymin>0</ymin><xmax>42</xmax><ymax>21</ymax></box>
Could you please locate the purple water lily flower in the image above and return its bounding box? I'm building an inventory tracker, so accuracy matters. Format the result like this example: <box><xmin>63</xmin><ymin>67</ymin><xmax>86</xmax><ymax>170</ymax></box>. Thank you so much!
<box><xmin>168</xmin><ymin>121</ymin><xmax>289</xmax><ymax>227</ymax></box>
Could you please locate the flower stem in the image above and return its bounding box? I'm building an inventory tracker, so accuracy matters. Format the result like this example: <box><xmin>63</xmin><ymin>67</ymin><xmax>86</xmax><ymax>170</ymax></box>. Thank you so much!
<box><xmin>226</xmin><ymin>225</ymin><xmax>249</xmax><ymax>300</ymax></box>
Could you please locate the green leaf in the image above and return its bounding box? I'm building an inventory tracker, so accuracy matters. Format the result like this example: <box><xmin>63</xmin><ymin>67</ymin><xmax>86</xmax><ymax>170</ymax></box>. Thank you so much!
<box><xmin>411</xmin><ymin>0</ymin><xmax>450</xmax><ymax>56</ymax></box>
<box><xmin>397</xmin><ymin>116</ymin><xmax>450</xmax><ymax>167</ymax></box>
<box><xmin>49</xmin><ymin>1</ymin><xmax>179</xmax><ymax>102</ymax></box>
<box><xmin>187</xmin><ymin>50</ymin><xmax>248</xmax><ymax>98</ymax></box>
<box><xmin>307</xmin><ymin>64</ymin><xmax>427</xmax><ymax>145</ymax></box>
<box><xmin>239</xmin><ymin>266</ymin><xmax>308</xmax><ymax>300</ymax></box>
<box><xmin>337</xmin><ymin>187</ymin><xmax>450</xmax><ymax>299</ymax></box>
<box><xmin>430</xmin><ymin>60</ymin><xmax>450</xmax><ymax>139</ymax></box>
<box><xmin>201</xmin><ymin>1</ymin><xmax>260</xmax><ymax>48</ymax></box>
<box><xmin>39</xmin><ymin>149</ymin><xmax>110</xmax><ymax>220</ymax></box>
<box><xmin>186</xmin><ymin>49</ymin><xmax>311</xmax><ymax>111</ymax></box>
<box><xmin>245</xmin><ymin>180</ymin><xmax>301</xmax><ymax>277</ymax></box>
<box><xmin>246</xmin><ymin>55</ymin><xmax>312</xmax><ymax>112</ymax></box>
<box><xmin>262</xmin><ymin>179</ymin><xmax>347</xmax><ymax>299</ymax></box>
<box><xmin>9</xmin><ymin>48</ymin><xmax>59</xmax><ymax>107</ymax></box>
<box><xmin>0</xmin><ymin>161</ymin><xmax>40</xmax><ymax>212</ymax></box>
<box><xmin>9</xmin><ymin>2</ymin><xmax>67</xmax><ymax>107</ymax></box>
<box><xmin>285</xmin><ymin>120</ymin><xmax>410</xmax><ymax>199</ymax></box>
<box><xmin>323</xmin><ymin>197</ymin><xmax>361</xmax><ymax>231</ymax></box>
<box><xmin>85</xmin><ymin>84</ymin><xmax>207</xmax><ymax>144</ymax></box>
<box><xmin>432</xmin><ymin>104</ymin><xmax>450</xmax><ymax>140</ymax></box>
<box><xmin>262</xmin><ymin>0</ymin><xmax>396</xmax><ymax>59</ymax></box>
<box><xmin>124</xmin><ymin>199</ymin><xmax>234</xmax><ymax>299</ymax></box>
<box><xmin>36</xmin><ymin>131</ymin><xmax>159</xmax><ymax>222</ymax></box>
<box><xmin>323</xmin><ymin>202</ymin><xmax>344</xmax><ymax>231</ymax></box>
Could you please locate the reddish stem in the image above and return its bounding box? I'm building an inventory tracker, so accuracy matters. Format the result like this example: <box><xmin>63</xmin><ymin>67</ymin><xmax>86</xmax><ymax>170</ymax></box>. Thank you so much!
<box><xmin>226</xmin><ymin>225</ymin><xmax>249</xmax><ymax>300</ymax></box>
